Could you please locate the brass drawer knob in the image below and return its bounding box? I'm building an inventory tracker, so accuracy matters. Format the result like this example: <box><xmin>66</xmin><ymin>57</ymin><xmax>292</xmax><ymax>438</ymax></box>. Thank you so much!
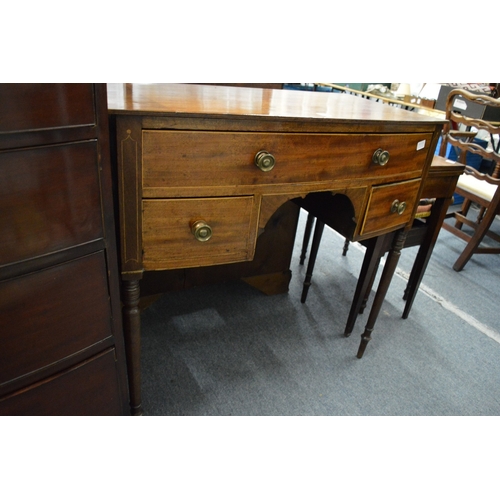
<box><xmin>191</xmin><ymin>220</ymin><xmax>213</xmax><ymax>242</ymax></box>
<box><xmin>390</xmin><ymin>199</ymin><xmax>407</xmax><ymax>215</ymax></box>
<box><xmin>254</xmin><ymin>151</ymin><xmax>276</xmax><ymax>172</ymax></box>
<box><xmin>372</xmin><ymin>148</ymin><xmax>390</xmax><ymax>166</ymax></box>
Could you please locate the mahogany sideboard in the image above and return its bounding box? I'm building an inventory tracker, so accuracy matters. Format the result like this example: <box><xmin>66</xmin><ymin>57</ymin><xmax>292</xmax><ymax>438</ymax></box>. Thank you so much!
<box><xmin>0</xmin><ymin>84</ymin><xmax>129</xmax><ymax>415</ymax></box>
<box><xmin>107</xmin><ymin>83</ymin><xmax>446</xmax><ymax>415</ymax></box>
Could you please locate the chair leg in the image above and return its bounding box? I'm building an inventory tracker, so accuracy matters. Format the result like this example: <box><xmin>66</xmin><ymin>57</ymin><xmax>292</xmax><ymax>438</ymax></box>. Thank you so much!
<box><xmin>342</xmin><ymin>238</ymin><xmax>350</xmax><ymax>256</ymax></box>
<box><xmin>453</xmin><ymin>206</ymin><xmax>499</xmax><ymax>271</ymax></box>
<box><xmin>403</xmin><ymin>197</ymin><xmax>451</xmax><ymax>318</ymax></box>
<box><xmin>299</xmin><ymin>212</ymin><xmax>315</xmax><ymax>265</ymax></box>
<box><xmin>455</xmin><ymin>198</ymin><xmax>471</xmax><ymax>230</ymax></box>
<box><xmin>360</xmin><ymin>258</ymin><xmax>380</xmax><ymax>314</ymax></box>
<box><xmin>476</xmin><ymin>206</ymin><xmax>486</xmax><ymax>225</ymax></box>
<box><xmin>301</xmin><ymin>219</ymin><xmax>325</xmax><ymax>303</ymax></box>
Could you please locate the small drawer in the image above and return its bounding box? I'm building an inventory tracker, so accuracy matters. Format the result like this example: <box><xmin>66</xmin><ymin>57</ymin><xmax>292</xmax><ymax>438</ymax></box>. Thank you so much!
<box><xmin>361</xmin><ymin>178</ymin><xmax>421</xmax><ymax>235</ymax></box>
<box><xmin>142</xmin><ymin>196</ymin><xmax>258</xmax><ymax>270</ymax></box>
<box><xmin>0</xmin><ymin>141</ymin><xmax>103</xmax><ymax>266</ymax></box>
<box><xmin>142</xmin><ymin>130</ymin><xmax>432</xmax><ymax>194</ymax></box>
<box><xmin>0</xmin><ymin>252</ymin><xmax>113</xmax><ymax>387</ymax></box>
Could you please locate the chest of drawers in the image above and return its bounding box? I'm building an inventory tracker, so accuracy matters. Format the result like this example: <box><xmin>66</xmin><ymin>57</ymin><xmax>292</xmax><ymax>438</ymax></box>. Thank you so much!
<box><xmin>107</xmin><ymin>83</ymin><xmax>445</xmax><ymax>415</ymax></box>
<box><xmin>0</xmin><ymin>84</ymin><xmax>129</xmax><ymax>415</ymax></box>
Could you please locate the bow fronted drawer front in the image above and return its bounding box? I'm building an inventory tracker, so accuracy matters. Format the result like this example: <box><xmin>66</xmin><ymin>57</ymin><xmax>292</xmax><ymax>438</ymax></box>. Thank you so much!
<box><xmin>142</xmin><ymin>131</ymin><xmax>432</xmax><ymax>197</ymax></box>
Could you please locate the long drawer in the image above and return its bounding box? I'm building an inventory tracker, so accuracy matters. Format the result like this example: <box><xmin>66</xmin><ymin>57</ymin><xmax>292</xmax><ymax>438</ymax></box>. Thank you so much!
<box><xmin>0</xmin><ymin>349</ymin><xmax>122</xmax><ymax>416</ymax></box>
<box><xmin>0</xmin><ymin>84</ymin><xmax>95</xmax><ymax>133</ymax></box>
<box><xmin>0</xmin><ymin>141</ymin><xmax>103</xmax><ymax>266</ymax></box>
<box><xmin>142</xmin><ymin>130</ymin><xmax>432</xmax><ymax>193</ymax></box>
<box><xmin>142</xmin><ymin>196</ymin><xmax>259</xmax><ymax>270</ymax></box>
<box><xmin>0</xmin><ymin>252</ymin><xmax>113</xmax><ymax>388</ymax></box>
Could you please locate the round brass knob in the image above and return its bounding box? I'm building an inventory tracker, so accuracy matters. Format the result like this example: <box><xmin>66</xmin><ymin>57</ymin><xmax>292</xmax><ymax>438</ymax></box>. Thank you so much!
<box><xmin>254</xmin><ymin>151</ymin><xmax>276</xmax><ymax>172</ymax></box>
<box><xmin>390</xmin><ymin>200</ymin><xmax>407</xmax><ymax>215</ymax></box>
<box><xmin>372</xmin><ymin>148</ymin><xmax>390</xmax><ymax>166</ymax></box>
<box><xmin>191</xmin><ymin>220</ymin><xmax>212</xmax><ymax>242</ymax></box>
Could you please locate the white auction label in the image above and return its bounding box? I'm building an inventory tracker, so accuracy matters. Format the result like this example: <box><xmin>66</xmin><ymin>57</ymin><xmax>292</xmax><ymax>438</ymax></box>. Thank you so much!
<box><xmin>417</xmin><ymin>140</ymin><xmax>426</xmax><ymax>151</ymax></box>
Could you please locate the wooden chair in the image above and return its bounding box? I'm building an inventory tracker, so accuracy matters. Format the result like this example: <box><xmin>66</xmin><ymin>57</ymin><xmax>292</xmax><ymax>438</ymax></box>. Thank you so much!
<box><xmin>300</xmin><ymin>202</ymin><xmax>433</xmax><ymax>333</ymax></box>
<box><xmin>298</xmin><ymin>155</ymin><xmax>464</xmax><ymax>335</ymax></box>
<box><xmin>439</xmin><ymin>89</ymin><xmax>500</xmax><ymax>271</ymax></box>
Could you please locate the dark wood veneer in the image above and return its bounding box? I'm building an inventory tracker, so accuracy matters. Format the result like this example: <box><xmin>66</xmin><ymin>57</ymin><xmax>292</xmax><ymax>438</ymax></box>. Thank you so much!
<box><xmin>0</xmin><ymin>252</ymin><xmax>112</xmax><ymax>388</ymax></box>
<box><xmin>0</xmin><ymin>84</ymin><xmax>95</xmax><ymax>133</ymax></box>
<box><xmin>0</xmin><ymin>349</ymin><xmax>123</xmax><ymax>416</ymax></box>
<box><xmin>0</xmin><ymin>141</ymin><xmax>103</xmax><ymax>266</ymax></box>
<box><xmin>0</xmin><ymin>83</ymin><xmax>129</xmax><ymax>415</ymax></box>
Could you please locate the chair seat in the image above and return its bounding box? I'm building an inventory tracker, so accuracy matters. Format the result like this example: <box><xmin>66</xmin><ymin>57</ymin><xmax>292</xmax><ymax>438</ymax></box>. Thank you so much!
<box><xmin>456</xmin><ymin>172</ymin><xmax>497</xmax><ymax>202</ymax></box>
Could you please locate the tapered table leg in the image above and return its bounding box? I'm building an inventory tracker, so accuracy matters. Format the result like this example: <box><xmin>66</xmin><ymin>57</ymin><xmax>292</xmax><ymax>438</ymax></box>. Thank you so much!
<box><xmin>122</xmin><ymin>279</ymin><xmax>143</xmax><ymax>415</ymax></box>
<box><xmin>357</xmin><ymin>230</ymin><xmax>407</xmax><ymax>358</ymax></box>
<box><xmin>344</xmin><ymin>235</ymin><xmax>387</xmax><ymax>336</ymax></box>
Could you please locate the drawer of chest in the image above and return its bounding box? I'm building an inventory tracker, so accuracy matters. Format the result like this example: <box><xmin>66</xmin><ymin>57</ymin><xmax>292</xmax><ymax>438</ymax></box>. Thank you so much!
<box><xmin>0</xmin><ymin>84</ymin><xmax>95</xmax><ymax>133</ymax></box>
<box><xmin>0</xmin><ymin>349</ymin><xmax>123</xmax><ymax>416</ymax></box>
<box><xmin>0</xmin><ymin>252</ymin><xmax>113</xmax><ymax>388</ymax></box>
<box><xmin>0</xmin><ymin>141</ymin><xmax>103</xmax><ymax>266</ymax></box>
<box><xmin>142</xmin><ymin>130</ymin><xmax>432</xmax><ymax>193</ymax></box>
<box><xmin>360</xmin><ymin>178</ymin><xmax>421</xmax><ymax>236</ymax></box>
<box><xmin>142</xmin><ymin>196</ymin><xmax>259</xmax><ymax>270</ymax></box>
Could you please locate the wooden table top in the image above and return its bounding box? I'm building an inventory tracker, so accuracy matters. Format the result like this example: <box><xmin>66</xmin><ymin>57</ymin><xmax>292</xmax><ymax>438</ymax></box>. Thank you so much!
<box><xmin>106</xmin><ymin>83</ymin><xmax>446</xmax><ymax>127</ymax></box>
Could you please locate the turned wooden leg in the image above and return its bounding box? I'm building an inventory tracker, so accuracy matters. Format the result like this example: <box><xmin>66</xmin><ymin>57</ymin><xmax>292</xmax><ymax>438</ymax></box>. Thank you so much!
<box><xmin>299</xmin><ymin>212</ymin><xmax>315</xmax><ymax>265</ymax></box>
<box><xmin>357</xmin><ymin>230</ymin><xmax>407</xmax><ymax>358</ymax></box>
<box><xmin>301</xmin><ymin>219</ymin><xmax>325</xmax><ymax>303</ymax></box>
<box><xmin>122</xmin><ymin>279</ymin><xmax>143</xmax><ymax>416</ymax></box>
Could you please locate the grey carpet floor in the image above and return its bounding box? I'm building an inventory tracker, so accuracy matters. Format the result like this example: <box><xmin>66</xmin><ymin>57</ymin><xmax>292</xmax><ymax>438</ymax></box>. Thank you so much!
<box><xmin>140</xmin><ymin>209</ymin><xmax>500</xmax><ymax>416</ymax></box>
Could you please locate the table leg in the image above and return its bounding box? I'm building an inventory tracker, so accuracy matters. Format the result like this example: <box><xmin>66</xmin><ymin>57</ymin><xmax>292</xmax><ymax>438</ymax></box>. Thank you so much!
<box><xmin>357</xmin><ymin>230</ymin><xmax>407</xmax><ymax>358</ymax></box>
<box><xmin>344</xmin><ymin>235</ymin><xmax>388</xmax><ymax>336</ymax></box>
<box><xmin>122</xmin><ymin>279</ymin><xmax>143</xmax><ymax>416</ymax></box>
